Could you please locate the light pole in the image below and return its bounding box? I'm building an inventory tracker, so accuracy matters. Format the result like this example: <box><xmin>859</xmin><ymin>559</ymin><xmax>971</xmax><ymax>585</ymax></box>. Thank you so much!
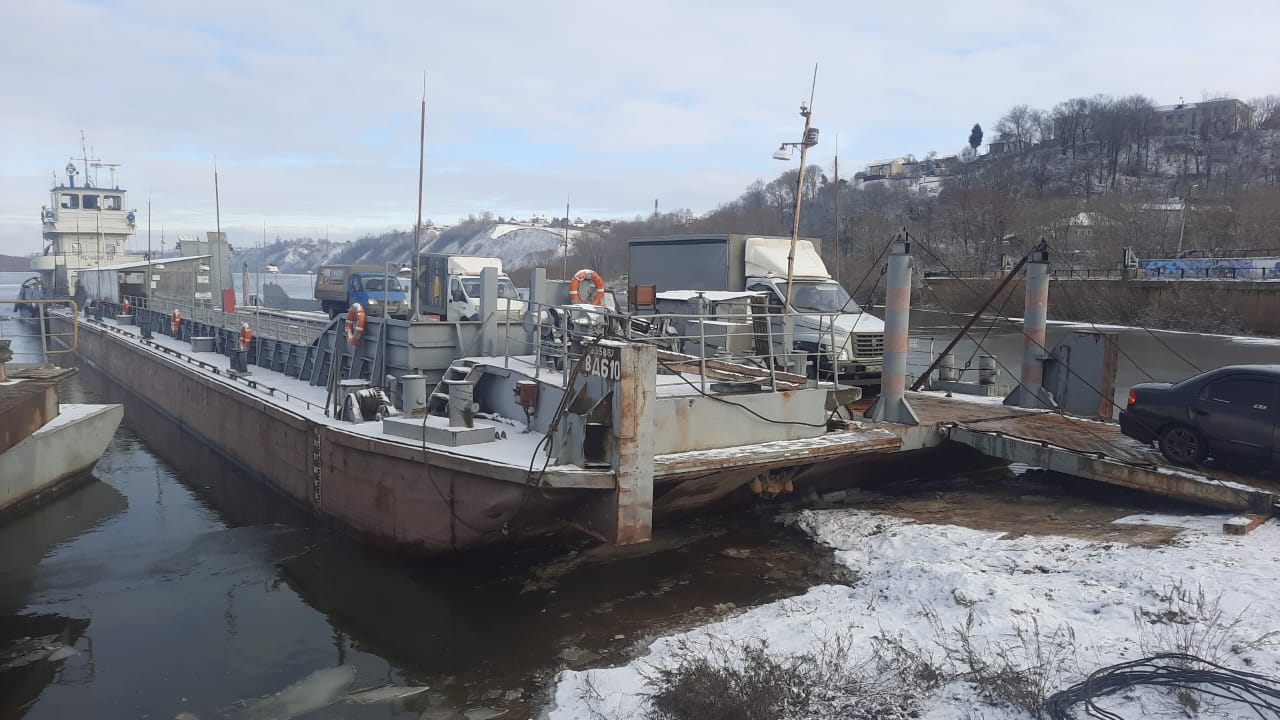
<box><xmin>771</xmin><ymin>93</ymin><xmax>820</xmax><ymax>312</ymax></box>
<box><xmin>1176</xmin><ymin>183</ymin><xmax>1198</xmax><ymax>256</ymax></box>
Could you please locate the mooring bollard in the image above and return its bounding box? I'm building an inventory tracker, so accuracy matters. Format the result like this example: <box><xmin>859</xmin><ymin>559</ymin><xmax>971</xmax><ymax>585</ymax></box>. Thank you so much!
<box><xmin>866</xmin><ymin>235</ymin><xmax>919</xmax><ymax>425</ymax></box>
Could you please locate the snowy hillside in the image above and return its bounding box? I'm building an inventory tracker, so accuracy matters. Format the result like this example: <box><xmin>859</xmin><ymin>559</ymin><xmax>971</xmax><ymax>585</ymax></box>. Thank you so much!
<box><xmin>424</xmin><ymin>224</ymin><xmax>594</xmax><ymax>269</ymax></box>
<box><xmin>233</xmin><ymin>223</ymin><xmax>597</xmax><ymax>274</ymax></box>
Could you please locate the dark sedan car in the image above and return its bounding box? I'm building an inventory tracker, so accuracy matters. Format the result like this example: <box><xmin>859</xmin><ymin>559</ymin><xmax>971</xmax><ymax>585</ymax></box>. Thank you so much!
<box><xmin>1119</xmin><ymin>364</ymin><xmax>1280</xmax><ymax>468</ymax></box>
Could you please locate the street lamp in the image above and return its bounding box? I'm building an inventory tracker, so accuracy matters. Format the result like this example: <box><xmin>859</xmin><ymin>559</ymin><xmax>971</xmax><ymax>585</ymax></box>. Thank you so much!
<box><xmin>1176</xmin><ymin>184</ymin><xmax>1198</xmax><ymax>256</ymax></box>
<box><xmin>772</xmin><ymin>103</ymin><xmax>820</xmax><ymax>312</ymax></box>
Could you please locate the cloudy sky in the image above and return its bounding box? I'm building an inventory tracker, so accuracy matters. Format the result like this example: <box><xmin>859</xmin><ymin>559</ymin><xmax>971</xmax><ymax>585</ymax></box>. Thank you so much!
<box><xmin>1</xmin><ymin>0</ymin><xmax>1276</xmax><ymax>255</ymax></box>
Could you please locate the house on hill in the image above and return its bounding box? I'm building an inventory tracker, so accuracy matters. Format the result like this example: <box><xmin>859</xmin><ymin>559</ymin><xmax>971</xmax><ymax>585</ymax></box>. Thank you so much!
<box><xmin>1152</xmin><ymin>99</ymin><xmax>1252</xmax><ymax>137</ymax></box>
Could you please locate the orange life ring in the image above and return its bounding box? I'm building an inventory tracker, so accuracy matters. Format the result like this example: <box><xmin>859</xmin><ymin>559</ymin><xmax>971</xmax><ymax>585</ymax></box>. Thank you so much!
<box><xmin>568</xmin><ymin>268</ymin><xmax>604</xmax><ymax>305</ymax></box>
<box><xmin>345</xmin><ymin>303</ymin><xmax>366</xmax><ymax>346</ymax></box>
<box><xmin>238</xmin><ymin>323</ymin><xmax>253</xmax><ymax>351</ymax></box>
<box><xmin>121</xmin><ymin>299</ymin><xmax>131</xmax><ymax>315</ymax></box>
<box><xmin>171</xmin><ymin>310</ymin><xmax>182</xmax><ymax>336</ymax></box>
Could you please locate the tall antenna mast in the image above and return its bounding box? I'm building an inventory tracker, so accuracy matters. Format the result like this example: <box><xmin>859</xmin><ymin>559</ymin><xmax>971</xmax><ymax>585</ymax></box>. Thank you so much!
<box><xmin>563</xmin><ymin>195</ymin><xmax>570</xmax><ymax>280</ymax></box>
<box><xmin>412</xmin><ymin>73</ymin><xmax>426</xmax><ymax>318</ymax></box>
<box><xmin>214</xmin><ymin>157</ymin><xmax>223</xmax><ymax>307</ymax></box>
<box><xmin>833</xmin><ymin>133</ymin><xmax>840</xmax><ymax>285</ymax></box>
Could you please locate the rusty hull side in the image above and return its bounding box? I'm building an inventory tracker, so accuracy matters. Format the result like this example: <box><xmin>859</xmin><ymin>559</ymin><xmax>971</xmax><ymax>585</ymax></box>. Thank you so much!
<box><xmin>61</xmin><ymin>317</ymin><xmax>578</xmax><ymax>553</ymax></box>
<box><xmin>0</xmin><ymin>380</ymin><xmax>59</xmax><ymax>455</ymax></box>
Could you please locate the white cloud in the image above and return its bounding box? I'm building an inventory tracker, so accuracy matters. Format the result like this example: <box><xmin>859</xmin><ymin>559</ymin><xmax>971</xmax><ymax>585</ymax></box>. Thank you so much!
<box><xmin>1</xmin><ymin>0</ymin><xmax>1276</xmax><ymax>254</ymax></box>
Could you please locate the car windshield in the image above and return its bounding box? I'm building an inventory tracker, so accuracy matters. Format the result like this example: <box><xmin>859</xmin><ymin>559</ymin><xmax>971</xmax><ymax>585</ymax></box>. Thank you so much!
<box><xmin>460</xmin><ymin>277</ymin><xmax>521</xmax><ymax>300</ymax></box>
<box><xmin>362</xmin><ymin>277</ymin><xmax>405</xmax><ymax>293</ymax></box>
<box><xmin>787</xmin><ymin>281</ymin><xmax>859</xmax><ymax>313</ymax></box>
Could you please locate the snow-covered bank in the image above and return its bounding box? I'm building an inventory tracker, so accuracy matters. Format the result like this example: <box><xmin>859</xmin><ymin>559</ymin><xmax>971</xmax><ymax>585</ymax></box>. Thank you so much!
<box><xmin>548</xmin><ymin>510</ymin><xmax>1280</xmax><ymax>719</ymax></box>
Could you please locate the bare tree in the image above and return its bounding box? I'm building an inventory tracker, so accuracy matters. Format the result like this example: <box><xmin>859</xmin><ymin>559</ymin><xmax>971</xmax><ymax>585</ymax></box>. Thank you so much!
<box><xmin>1250</xmin><ymin>95</ymin><xmax>1280</xmax><ymax>130</ymax></box>
<box><xmin>994</xmin><ymin>104</ymin><xmax>1044</xmax><ymax>149</ymax></box>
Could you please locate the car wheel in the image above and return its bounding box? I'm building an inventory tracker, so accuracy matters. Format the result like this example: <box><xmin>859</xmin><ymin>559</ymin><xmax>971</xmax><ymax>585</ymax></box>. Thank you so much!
<box><xmin>1157</xmin><ymin>424</ymin><xmax>1207</xmax><ymax>466</ymax></box>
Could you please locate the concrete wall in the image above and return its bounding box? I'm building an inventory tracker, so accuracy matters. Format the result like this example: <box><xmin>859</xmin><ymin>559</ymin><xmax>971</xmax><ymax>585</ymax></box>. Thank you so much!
<box><xmin>925</xmin><ymin>277</ymin><xmax>1280</xmax><ymax>335</ymax></box>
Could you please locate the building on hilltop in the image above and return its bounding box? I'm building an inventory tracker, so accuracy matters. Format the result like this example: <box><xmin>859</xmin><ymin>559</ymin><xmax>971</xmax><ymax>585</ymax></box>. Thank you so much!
<box><xmin>1152</xmin><ymin>98</ymin><xmax>1252</xmax><ymax>137</ymax></box>
<box><xmin>863</xmin><ymin>157</ymin><xmax>910</xmax><ymax>179</ymax></box>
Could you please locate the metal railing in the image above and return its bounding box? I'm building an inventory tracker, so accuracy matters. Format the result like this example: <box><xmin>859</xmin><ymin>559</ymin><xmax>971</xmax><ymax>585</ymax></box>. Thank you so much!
<box><xmin>1</xmin><ymin>299</ymin><xmax>79</xmax><ymax>365</ymax></box>
<box><xmin>119</xmin><ymin>295</ymin><xmax>329</xmax><ymax>345</ymax></box>
<box><xmin>518</xmin><ymin>298</ymin><xmax>884</xmax><ymax>393</ymax></box>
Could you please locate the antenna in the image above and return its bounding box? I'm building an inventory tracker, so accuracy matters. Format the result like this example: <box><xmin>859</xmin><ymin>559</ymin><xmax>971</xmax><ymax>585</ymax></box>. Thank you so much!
<box><xmin>92</xmin><ymin>161</ymin><xmax>121</xmax><ymax>189</ymax></box>
<box><xmin>412</xmin><ymin>71</ymin><xmax>427</xmax><ymax>318</ymax></box>
<box><xmin>833</xmin><ymin>131</ymin><xmax>840</xmax><ymax>285</ymax></box>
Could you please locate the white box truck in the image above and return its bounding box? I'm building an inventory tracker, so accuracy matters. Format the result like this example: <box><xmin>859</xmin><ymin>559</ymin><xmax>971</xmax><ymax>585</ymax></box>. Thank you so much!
<box><xmin>628</xmin><ymin>234</ymin><xmax>885</xmax><ymax>387</ymax></box>
<box><xmin>418</xmin><ymin>254</ymin><xmax>525</xmax><ymax>321</ymax></box>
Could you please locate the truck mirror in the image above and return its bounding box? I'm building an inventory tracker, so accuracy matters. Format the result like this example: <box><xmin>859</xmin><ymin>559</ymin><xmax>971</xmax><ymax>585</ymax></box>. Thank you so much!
<box><xmin>452</xmin><ymin>290</ymin><xmax>465</xmax><ymax>302</ymax></box>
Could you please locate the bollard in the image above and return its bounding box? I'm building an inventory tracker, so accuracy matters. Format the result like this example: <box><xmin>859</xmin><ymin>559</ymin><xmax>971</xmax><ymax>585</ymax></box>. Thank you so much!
<box><xmin>865</xmin><ymin>236</ymin><xmax>919</xmax><ymax>425</ymax></box>
<box><xmin>939</xmin><ymin>353</ymin><xmax>959</xmax><ymax>382</ymax></box>
<box><xmin>977</xmin><ymin>355</ymin><xmax>998</xmax><ymax>385</ymax></box>
<box><xmin>1004</xmin><ymin>240</ymin><xmax>1056</xmax><ymax>409</ymax></box>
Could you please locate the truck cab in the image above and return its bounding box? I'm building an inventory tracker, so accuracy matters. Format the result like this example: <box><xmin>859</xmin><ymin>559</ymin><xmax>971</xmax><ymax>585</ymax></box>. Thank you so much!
<box><xmin>314</xmin><ymin>265</ymin><xmax>410</xmax><ymax>319</ymax></box>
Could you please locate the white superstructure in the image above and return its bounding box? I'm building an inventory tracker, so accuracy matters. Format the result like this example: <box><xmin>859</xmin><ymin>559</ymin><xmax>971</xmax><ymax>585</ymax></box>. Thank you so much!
<box><xmin>34</xmin><ymin>146</ymin><xmax>146</xmax><ymax>298</ymax></box>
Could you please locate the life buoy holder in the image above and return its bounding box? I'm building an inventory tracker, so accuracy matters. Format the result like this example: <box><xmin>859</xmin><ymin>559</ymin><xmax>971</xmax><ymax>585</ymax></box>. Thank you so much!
<box><xmin>345</xmin><ymin>303</ymin><xmax>366</xmax><ymax>346</ymax></box>
<box><xmin>171</xmin><ymin>310</ymin><xmax>182</xmax><ymax>336</ymax></box>
<box><xmin>238</xmin><ymin>323</ymin><xmax>253</xmax><ymax>351</ymax></box>
<box><xmin>568</xmin><ymin>269</ymin><xmax>604</xmax><ymax>305</ymax></box>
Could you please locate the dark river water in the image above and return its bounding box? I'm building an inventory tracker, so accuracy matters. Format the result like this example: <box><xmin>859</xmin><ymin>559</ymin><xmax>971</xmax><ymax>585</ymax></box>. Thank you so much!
<box><xmin>1</xmin><ymin>271</ymin><xmax>1276</xmax><ymax>718</ymax></box>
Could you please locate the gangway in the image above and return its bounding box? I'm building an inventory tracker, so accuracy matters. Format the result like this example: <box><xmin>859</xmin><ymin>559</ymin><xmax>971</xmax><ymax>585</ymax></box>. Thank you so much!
<box><xmin>892</xmin><ymin>393</ymin><xmax>1278</xmax><ymax>513</ymax></box>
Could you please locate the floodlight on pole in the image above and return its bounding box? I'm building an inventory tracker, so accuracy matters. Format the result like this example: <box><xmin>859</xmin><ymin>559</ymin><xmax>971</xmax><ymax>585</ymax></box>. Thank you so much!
<box><xmin>770</xmin><ymin>67</ymin><xmax>820</xmax><ymax>315</ymax></box>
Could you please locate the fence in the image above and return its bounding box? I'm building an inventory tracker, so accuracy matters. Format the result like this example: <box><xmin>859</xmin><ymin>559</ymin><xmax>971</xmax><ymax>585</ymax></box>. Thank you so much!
<box><xmin>1</xmin><ymin>299</ymin><xmax>79</xmax><ymax>365</ymax></box>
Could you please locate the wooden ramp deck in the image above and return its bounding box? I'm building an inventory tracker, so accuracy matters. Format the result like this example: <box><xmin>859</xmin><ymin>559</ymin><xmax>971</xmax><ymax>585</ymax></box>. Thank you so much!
<box><xmin>865</xmin><ymin>393</ymin><xmax>1280</xmax><ymax>513</ymax></box>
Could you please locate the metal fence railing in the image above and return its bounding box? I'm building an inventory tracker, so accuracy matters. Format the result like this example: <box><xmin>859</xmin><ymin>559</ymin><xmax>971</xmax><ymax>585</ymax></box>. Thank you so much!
<box><xmin>0</xmin><ymin>299</ymin><xmax>78</xmax><ymax>365</ymax></box>
<box><xmin>518</xmin><ymin>298</ymin><xmax>885</xmax><ymax>393</ymax></box>
<box><xmin>119</xmin><ymin>295</ymin><xmax>330</xmax><ymax>345</ymax></box>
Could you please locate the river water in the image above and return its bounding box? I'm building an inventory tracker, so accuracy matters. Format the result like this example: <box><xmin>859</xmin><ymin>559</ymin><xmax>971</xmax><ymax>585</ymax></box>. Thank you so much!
<box><xmin>1</xmin><ymin>270</ymin><xmax>1277</xmax><ymax>718</ymax></box>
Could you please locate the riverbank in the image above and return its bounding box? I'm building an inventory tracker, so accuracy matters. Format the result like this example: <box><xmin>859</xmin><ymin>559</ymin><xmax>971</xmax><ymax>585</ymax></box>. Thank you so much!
<box><xmin>925</xmin><ymin>276</ymin><xmax>1280</xmax><ymax>336</ymax></box>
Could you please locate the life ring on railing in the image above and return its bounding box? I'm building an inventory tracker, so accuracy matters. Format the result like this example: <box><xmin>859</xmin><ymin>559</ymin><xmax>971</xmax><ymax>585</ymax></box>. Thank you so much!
<box><xmin>171</xmin><ymin>310</ymin><xmax>182</xmax><ymax>336</ymax></box>
<box><xmin>238</xmin><ymin>323</ymin><xmax>253</xmax><ymax>351</ymax></box>
<box><xmin>121</xmin><ymin>299</ymin><xmax>131</xmax><ymax>315</ymax></box>
<box><xmin>568</xmin><ymin>268</ymin><xmax>604</xmax><ymax>305</ymax></box>
<box><xmin>345</xmin><ymin>303</ymin><xmax>366</xmax><ymax>346</ymax></box>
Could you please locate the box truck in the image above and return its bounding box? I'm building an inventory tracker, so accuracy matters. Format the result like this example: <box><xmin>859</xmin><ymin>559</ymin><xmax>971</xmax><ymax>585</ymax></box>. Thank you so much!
<box><xmin>628</xmin><ymin>234</ymin><xmax>885</xmax><ymax>386</ymax></box>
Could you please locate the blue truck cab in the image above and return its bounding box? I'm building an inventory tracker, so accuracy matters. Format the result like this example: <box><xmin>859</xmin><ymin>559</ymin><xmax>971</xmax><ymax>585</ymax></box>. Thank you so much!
<box><xmin>314</xmin><ymin>264</ymin><xmax>410</xmax><ymax>319</ymax></box>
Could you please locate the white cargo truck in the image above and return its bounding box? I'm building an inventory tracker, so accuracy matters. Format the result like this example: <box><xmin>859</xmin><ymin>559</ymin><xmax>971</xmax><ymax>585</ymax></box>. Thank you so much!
<box><xmin>628</xmin><ymin>234</ymin><xmax>885</xmax><ymax>387</ymax></box>
<box><xmin>417</xmin><ymin>253</ymin><xmax>525</xmax><ymax>321</ymax></box>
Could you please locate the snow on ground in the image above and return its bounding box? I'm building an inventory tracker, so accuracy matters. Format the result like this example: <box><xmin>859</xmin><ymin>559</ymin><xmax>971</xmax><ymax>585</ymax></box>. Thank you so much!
<box><xmin>548</xmin><ymin>510</ymin><xmax>1280</xmax><ymax>719</ymax></box>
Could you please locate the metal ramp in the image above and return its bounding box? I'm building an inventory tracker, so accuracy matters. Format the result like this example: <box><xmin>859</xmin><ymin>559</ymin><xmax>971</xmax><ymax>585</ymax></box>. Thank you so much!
<box><xmin>858</xmin><ymin>394</ymin><xmax>1279</xmax><ymax>513</ymax></box>
<box><xmin>910</xmin><ymin>394</ymin><xmax>1280</xmax><ymax>513</ymax></box>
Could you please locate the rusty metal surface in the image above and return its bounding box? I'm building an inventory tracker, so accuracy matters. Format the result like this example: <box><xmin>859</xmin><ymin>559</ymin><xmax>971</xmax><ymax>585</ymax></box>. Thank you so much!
<box><xmin>654</xmin><ymin>430</ymin><xmax>902</xmax><ymax>479</ymax></box>
<box><xmin>9</xmin><ymin>366</ymin><xmax>77</xmax><ymax>381</ymax></box>
<box><xmin>655</xmin><ymin>349</ymin><xmax>807</xmax><ymax>390</ymax></box>
<box><xmin>0</xmin><ymin>381</ymin><xmax>59</xmax><ymax>454</ymax></box>
<box><xmin>948</xmin><ymin>425</ymin><xmax>1275</xmax><ymax>512</ymax></box>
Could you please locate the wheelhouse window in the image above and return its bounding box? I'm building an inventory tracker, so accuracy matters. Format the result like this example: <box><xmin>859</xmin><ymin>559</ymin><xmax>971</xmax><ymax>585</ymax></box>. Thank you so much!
<box><xmin>60</xmin><ymin>193</ymin><xmax>79</xmax><ymax>209</ymax></box>
<box><xmin>102</xmin><ymin>195</ymin><xmax>122</xmax><ymax>210</ymax></box>
<box><xmin>82</xmin><ymin>194</ymin><xmax>100</xmax><ymax>210</ymax></box>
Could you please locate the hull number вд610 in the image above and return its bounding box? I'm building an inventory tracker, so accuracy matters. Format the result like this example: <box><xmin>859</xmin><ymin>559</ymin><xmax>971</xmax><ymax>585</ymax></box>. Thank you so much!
<box><xmin>584</xmin><ymin>345</ymin><xmax>622</xmax><ymax>381</ymax></box>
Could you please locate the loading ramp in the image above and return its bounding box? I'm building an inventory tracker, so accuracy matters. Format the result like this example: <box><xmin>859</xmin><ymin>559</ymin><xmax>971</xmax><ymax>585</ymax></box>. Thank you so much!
<box><xmin>876</xmin><ymin>393</ymin><xmax>1279</xmax><ymax>513</ymax></box>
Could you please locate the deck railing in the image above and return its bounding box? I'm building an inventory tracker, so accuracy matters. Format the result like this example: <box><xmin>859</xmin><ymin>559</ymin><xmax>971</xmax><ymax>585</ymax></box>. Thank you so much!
<box><xmin>1</xmin><ymin>299</ymin><xmax>79</xmax><ymax>365</ymax></box>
